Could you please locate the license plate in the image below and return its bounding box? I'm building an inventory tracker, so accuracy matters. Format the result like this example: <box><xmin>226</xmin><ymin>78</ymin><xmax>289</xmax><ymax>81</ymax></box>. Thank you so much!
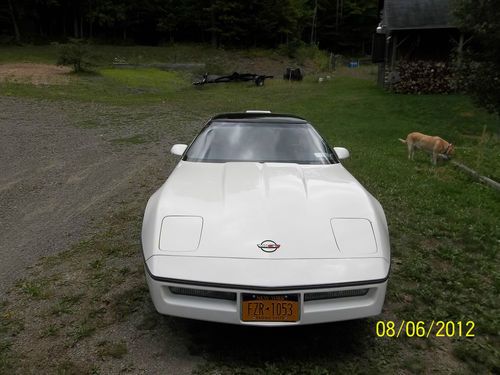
<box><xmin>241</xmin><ymin>294</ymin><xmax>300</xmax><ymax>322</ymax></box>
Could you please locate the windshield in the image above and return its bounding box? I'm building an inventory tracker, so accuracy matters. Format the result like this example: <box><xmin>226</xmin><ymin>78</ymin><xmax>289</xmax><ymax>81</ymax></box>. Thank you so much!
<box><xmin>184</xmin><ymin>121</ymin><xmax>338</xmax><ymax>164</ymax></box>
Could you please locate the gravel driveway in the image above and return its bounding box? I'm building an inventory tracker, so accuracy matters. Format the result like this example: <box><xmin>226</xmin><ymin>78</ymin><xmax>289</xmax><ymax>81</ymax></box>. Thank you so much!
<box><xmin>0</xmin><ymin>97</ymin><xmax>196</xmax><ymax>297</ymax></box>
<box><xmin>0</xmin><ymin>95</ymin><xmax>213</xmax><ymax>374</ymax></box>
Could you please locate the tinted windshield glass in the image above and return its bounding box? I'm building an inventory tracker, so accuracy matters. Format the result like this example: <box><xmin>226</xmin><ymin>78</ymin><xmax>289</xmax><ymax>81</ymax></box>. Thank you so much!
<box><xmin>184</xmin><ymin>121</ymin><xmax>338</xmax><ymax>164</ymax></box>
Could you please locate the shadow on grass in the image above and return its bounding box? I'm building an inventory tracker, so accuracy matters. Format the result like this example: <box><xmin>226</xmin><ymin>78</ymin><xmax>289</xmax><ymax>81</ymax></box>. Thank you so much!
<box><xmin>166</xmin><ymin>316</ymin><xmax>375</xmax><ymax>370</ymax></box>
<box><xmin>65</xmin><ymin>68</ymin><xmax>102</xmax><ymax>77</ymax></box>
<box><xmin>130</xmin><ymin>275</ymin><xmax>390</xmax><ymax>373</ymax></box>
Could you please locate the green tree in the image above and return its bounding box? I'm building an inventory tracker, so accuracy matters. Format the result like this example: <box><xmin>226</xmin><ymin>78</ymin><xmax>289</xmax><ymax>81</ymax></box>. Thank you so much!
<box><xmin>155</xmin><ymin>0</ymin><xmax>183</xmax><ymax>42</ymax></box>
<box><xmin>197</xmin><ymin>0</ymin><xmax>310</xmax><ymax>47</ymax></box>
<box><xmin>57</xmin><ymin>39</ymin><xmax>92</xmax><ymax>72</ymax></box>
<box><xmin>453</xmin><ymin>0</ymin><xmax>500</xmax><ymax>117</ymax></box>
<box><xmin>6</xmin><ymin>0</ymin><xmax>21</xmax><ymax>42</ymax></box>
<box><xmin>2</xmin><ymin>0</ymin><xmax>375</xmax><ymax>52</ymax></box>
<box><xmin>314</xmin><ymin>0</ymin><xmax>377</xmax><ymax>53</ymax></box>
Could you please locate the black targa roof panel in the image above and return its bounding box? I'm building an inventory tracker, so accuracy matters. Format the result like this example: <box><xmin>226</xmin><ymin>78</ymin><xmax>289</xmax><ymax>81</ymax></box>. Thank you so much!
<box><xmin>211</xmin><ymin>113</ymin><xmax>308</xmax><ymax>124</ymax></box>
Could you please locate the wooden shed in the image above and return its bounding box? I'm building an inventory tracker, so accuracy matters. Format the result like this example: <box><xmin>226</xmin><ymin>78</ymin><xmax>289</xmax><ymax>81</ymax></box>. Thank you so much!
<box><xmin>373</xmin><ymin>0</ymin><xmax>463</xmax><ymax>87</ymax></box>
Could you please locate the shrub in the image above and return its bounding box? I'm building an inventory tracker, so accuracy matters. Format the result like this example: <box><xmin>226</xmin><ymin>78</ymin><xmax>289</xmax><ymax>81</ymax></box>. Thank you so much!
<box><xmin>277</xmin><ymin>39</ymin><xmax>304</xmax><ymax>59</ymax></box>
<box><xmin>57</xmin><ymin>40</ymin><xmax>92</xmax><ymax>73</ymax></box>
<box><xmin>278</xmin><ymin>42</ymin><xmax>330</xmax><ymax>71</ymax></box>
<box><xmin>453</xmin><ymin>0</ymin><xmax>500</xmax><ymax>117</ymax></box>
<box><xmin>452</xmin><ymin>57</ymin><xmax>500</xmax><ymax>116</ymax></box>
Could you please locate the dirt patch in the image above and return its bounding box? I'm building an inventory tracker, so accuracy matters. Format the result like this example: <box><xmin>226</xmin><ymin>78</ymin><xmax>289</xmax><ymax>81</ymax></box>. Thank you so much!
<box><xmin>0</xmin><ymin>63</ymin><xmax>72</xmax><ymax>85</ymax></box>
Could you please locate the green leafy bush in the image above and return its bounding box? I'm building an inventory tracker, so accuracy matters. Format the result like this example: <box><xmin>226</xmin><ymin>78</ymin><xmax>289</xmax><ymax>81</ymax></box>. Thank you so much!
<box><xmin>278</xmin><ymin>42</ymin><xmax>330</xmax><ymax>71</ymax></box>
<box><xmin>453</xmin><ymin>57</ymin><xmax>500</xmax><ymax>116</ymax></box>
<box><xmin>452</xmin><ymin>0</ymin><xmax>500</xmax><ymax>117</ymax></box>
<box><xmin>57</xmin><ymin>40</ymin><xmax>92</xmax><ymax>73</ymax></box>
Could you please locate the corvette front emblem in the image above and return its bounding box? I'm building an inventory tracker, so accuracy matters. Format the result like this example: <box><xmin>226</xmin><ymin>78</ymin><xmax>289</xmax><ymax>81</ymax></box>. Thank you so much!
<box><xmin>257</xmin><ymin>240</ymin><xmax>281</xmax><ymax>253</ymax></box>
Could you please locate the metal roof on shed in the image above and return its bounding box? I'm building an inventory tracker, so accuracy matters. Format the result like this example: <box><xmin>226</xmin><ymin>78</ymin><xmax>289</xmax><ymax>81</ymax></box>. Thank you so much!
<box><xmin>383</xmin><ymin>0</ymin><xmax>455</xmax><ymax>30</ymax></box>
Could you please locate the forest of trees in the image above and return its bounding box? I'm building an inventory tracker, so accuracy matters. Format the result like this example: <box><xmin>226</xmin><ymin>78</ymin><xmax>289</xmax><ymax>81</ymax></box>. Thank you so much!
<box><xmin>0</xmin><ymin>0</ymin><xmax>378</xmax><ymax>53</ymax></box>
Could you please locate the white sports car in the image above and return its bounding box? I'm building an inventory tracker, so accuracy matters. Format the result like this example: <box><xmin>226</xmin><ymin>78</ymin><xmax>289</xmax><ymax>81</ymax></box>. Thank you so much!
<box><xmin>142</xmin><ymin>111</ymin><xmax>390</xmax><ymax>326</ymax></box>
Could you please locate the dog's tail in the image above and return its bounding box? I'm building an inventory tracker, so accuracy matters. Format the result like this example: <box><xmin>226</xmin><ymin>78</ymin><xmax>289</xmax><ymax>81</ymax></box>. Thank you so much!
<box><xmin>398</xmin><ymin>138</ymin><xmax>407</xmax><ymax>144</ymax></box>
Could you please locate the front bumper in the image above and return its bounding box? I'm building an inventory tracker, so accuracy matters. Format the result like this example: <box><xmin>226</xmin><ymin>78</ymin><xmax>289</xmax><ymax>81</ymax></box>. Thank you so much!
<box><xmin>144</xmin><ymin>256</ymin><xmax>388</xmax><ymax>326</ymax></box>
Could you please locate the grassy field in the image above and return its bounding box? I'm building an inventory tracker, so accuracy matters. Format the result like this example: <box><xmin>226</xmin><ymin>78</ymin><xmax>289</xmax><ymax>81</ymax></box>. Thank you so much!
<box><xmin>0</xmin><ymin>46</ymin><xmax>499</xmax><ymax>374</ymax></box>
<box><xmin>0</xmin><ymin>44</ymin><xmax>235</xmax><ymax>65</ymax></box>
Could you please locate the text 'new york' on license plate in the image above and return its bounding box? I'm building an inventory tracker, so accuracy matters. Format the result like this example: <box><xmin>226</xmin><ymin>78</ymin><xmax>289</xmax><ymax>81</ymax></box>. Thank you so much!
<box><xmin>241</xmin><ymin>293</ymin><xmax>300</xmax><ymax>322</ymax></box>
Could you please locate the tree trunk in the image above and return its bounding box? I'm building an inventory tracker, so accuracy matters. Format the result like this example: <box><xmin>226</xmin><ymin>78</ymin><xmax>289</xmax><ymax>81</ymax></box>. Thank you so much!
<box><xmin>63</xmin><ymin>11</ymin><xmax>67</xmax><ymax>37</ymax></box>
<box><xmin>335</xmin><ymin>0</ymin><xmax>340</xmax><ymax>31</ymax></box>
<box><xmin>310</xmin><ymin>0</ymin><xmax>318</xmax><ymax>45</ymax></box>
<box><xmin>88</xmin><ymin>1</ymin><xmax>93</xmax><ymax>39</ymax></box>
<box><xmin>7</xmin><ymin>0</ymin><xmax>21</xmax><ymax>43</ymax></box>
<box><xmin>210</xmin><ymin>8</ymin><xmax>217</xmax><ymax>47</ymax></box>
<box><xmin>74</xmin><ymin>16</ymin><xmax>79</xmax><ymax>38</ymax></box>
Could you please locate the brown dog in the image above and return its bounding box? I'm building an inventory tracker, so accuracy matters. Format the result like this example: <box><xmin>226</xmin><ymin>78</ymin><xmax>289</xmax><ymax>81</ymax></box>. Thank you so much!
<box><xmin>399</xmin><ymin>132</ymin><xmax>454</xmax><ymax>165</ymax></box>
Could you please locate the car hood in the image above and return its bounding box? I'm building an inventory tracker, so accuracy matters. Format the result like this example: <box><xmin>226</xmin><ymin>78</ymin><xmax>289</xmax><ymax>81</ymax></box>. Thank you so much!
<box><xmin>142</xmin><ymin>161</ymin><xmax>389</xmax><ymax>260</ymax></box>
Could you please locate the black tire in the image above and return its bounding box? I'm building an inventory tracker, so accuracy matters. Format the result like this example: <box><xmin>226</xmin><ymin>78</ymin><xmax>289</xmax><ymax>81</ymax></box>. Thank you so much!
<box><xmin>255</xmin><ymin>77</ymin><xmax>265</xmax><ymax>86</ymax></box>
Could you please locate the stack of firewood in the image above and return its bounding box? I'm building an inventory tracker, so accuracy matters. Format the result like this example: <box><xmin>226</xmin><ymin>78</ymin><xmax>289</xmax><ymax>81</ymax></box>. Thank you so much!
<box><xmin>390</xmin><ymin>61</ymin><xmax>454</xmax><ymax>94</ymax></box>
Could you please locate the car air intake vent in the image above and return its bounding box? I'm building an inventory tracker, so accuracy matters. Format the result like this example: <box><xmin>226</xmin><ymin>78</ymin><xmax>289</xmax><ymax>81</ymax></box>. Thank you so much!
<box><xmin>304</xmin><ymin>288</ymin><xmax>369</xmax><ymax>301</ymax></box>
<box><xmin>169</xmin><ymin>286</ymin><xmax>237</xmax><ymax>301</ymax></box>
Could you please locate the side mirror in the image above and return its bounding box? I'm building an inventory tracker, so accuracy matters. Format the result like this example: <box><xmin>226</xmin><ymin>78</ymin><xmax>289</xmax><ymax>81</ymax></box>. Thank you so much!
<box><xmin>334</xmin><ymin>147</ymin><xmax>350</xmax><ymax>160</ymax></box>
<box><xmin>170</xmin><ymin>144</ymin><xmax>187</xmax><ymax>156</ymax></box>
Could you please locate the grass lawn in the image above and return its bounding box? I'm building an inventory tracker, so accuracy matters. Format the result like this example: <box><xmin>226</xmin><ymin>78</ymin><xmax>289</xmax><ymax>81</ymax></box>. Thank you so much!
<box><xmin>0</xmin><ymin>46</ymin><xmax>499</xmax><ymax>374</ymax></box>
<box><xmin>0</xmin><ymin>44</ymin><xmax>235</xmax><ymax>65</ymax></box>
